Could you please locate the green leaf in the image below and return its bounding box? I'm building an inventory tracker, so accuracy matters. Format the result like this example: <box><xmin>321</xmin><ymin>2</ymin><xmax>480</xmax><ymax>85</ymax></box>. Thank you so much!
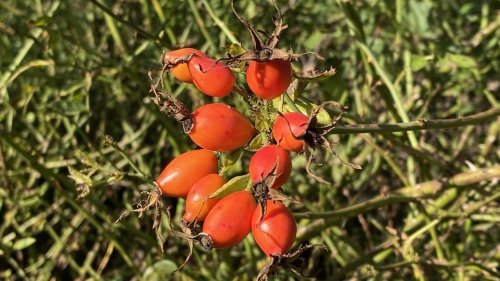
<box><xmin>406</xmin><ymin>1</ymin><xmax>431</xmax><ymax>36</ymax></box>
<box><xmin>294</xmin><ymin>67</ymin><xmax>336</xmax><ymax>82</ymax></box>
<box><xmin>225</xmin><ymin>43</ymin><xmax>246</xmax><ymax>57</ymax></box>
<box><xmin>447</xmin><ymin>54</ymin><xmax>477</xmax><ymax>69</ymax></box>
<box><xmin>273</xmin><ymin>98</ymin><xmax>333</xmax><ymax>125</ymax></box>
<box><xmin>295</xmin><ymin>100</ymin><xmax>333</xmax><ymax>125</ymax></box>
<box><xmin>304</xmin><ymin>30</ymin><xmax>323</xmax><ymax>50</ymax></box>
<box><xmin>246</xmin><ymin>132</ymin><xmax>269</xmax><ymax>152</ymax></box>
<box><xmin>77</xmin><ymin>151</ymin><xmax>100</xmax><ymax>169</ymax></box>
<box><xmin>143</xmin><ymin>260</ymin><xmax>177</xmax><ymax>281</ymax></box>
<box><xmin>12</xmin><ymin>237</ymin><xmax>36</xmax><ymax>250</ymax></box>
<box><xmin>30</xmin><ymin>16</ymin><xmax>51</xmax><ymax>27</ymax></box>
<box><xmin>437</xmin><ymin>53</ymin><xmax>477</xmax><ymax>73</ymax></box>
<box><xmin>254</xmin><ymin>114</ymin><xmax>272</xmax><ymax>132</ymax></box>
<box><xmin>68</xmin><ymin>166</ymin><xmax>93</xmax><ymax>187</ymax></box>
<box><xmin>219</xmin><ymin>148</ymin><xmax>243</xmax><ymax>175</ymax></box>
<box><xmin>411</xmin><ymin>55</ymin><xmax>433</xmax><ymax>71</ymax></box>
<box><xmin>209</xmin><ymin>174</ymin><xmax>250</xmax><ymax>199</ymax></box>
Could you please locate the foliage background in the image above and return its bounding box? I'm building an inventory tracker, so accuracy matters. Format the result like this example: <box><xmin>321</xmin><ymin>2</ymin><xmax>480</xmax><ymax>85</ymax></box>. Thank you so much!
<box><xmin>0</xmin><ymin>0</ymin><xmax>499</xmax><ymax>280</ymax></box>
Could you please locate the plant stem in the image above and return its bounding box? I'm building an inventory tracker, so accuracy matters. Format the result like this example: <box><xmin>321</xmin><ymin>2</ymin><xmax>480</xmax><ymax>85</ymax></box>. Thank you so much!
<box><xmin>329</xmin><ymin>106</ymin><xmax>500</xmax><ymax>134</ymax></box>
<box><xmin>294</xmin><ymin>166</ymin><xmax>500</xmax><ymax>219</ymax></box>
<box><xmin>201</xmin><ymin>0</ymin><xmax>239</xmax><ymax>44</ymax></box>
<box><xmin>284</xmin><ymin>93</ymin><xmax>301</xmax><ymax>113</ymax></box>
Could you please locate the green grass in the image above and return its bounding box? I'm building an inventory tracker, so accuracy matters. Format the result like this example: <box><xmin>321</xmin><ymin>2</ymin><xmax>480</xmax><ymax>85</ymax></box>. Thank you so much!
<box><xmin>1</xmin><ymin>0</ymin><xmax>499</xmax><ymax>280</ymax></box>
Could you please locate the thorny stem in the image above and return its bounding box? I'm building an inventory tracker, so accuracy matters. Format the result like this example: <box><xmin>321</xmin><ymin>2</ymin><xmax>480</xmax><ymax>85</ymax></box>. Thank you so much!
<box><xmin>328</xmin><ymin>106</ymin><xmax>499</xmax><ymax>134</ymax></box>
<box><xmin>294</xmin><ymin>166</ymin><xmax>500</xmax><ymax>219</ymax></box>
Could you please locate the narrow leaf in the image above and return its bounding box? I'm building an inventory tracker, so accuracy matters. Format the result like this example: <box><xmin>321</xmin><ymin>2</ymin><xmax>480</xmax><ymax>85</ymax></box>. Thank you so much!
<box><xmin>12</xmin><ymin>237</ymin><xmax>36</xmax><ymax>250</ymax></box>
<box><xmin>209</xmin><ymin>174</ymin><xmax>250</xmax><ymax>199</ymax></box>
<box><xmin>220</xmin><ymin>148</ymin><xmax>243</xmax><ymax>175</ymax></box>
<box><xmin>295</xmin><ymin>67</ymin><xmax>336</xmax><ymax>82</ymax></box>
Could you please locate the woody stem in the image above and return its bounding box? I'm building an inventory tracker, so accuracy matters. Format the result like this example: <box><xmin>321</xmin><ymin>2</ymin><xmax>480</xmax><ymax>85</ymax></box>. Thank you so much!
<box><xmin>328</xmin><ymin>107</ymin><xmax>499</xmax><ymax>134</ymax></box>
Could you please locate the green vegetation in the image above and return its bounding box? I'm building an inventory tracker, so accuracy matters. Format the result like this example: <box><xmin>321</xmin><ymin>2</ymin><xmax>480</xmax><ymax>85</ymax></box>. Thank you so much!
<box><xmin>1</xmin><ymin>0</ymin><xmax>499</xmax><ymax>280</ymax></box>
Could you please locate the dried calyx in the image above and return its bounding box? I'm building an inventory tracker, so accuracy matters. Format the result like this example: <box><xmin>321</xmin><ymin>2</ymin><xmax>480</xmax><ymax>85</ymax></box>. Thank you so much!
<box><xmin>165</xmin><ymin>208</ymin><xmax>211</xmax><ymax>271</ymax></box>
<box><xmin>256</xmin><ymin>244</ymin><xmax>328</xmax><ymax>281</ymax></box>
<box><xmin>149</xmin><ymin>67</ymin><xmax>194</xmax><ymax>133</ymax></box>
<box><xmin>281</xmin><ymin>101</ymin><xmax>361</xmax><ymax>184</ymax></box>
<box><xmin>252</xmin><ymin>186</ymin><xmax>302</xmax><ymax>222</ymax></box>
<box><xmin>115</xmin><ymin>185</ymin><xmax>164</xmax><ymax>251</ymax></box>
<box><xmin>225</xmin><ymin>0</ymin><xmax>311</xmax><ymax>66</ymax></box>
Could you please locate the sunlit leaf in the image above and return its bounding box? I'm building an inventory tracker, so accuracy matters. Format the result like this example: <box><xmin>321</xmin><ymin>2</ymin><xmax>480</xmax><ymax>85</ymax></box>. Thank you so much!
<box><xmin>209</xmin><ymin>174</ymin><xmax>250</xmax><ymax>199</ymax></box>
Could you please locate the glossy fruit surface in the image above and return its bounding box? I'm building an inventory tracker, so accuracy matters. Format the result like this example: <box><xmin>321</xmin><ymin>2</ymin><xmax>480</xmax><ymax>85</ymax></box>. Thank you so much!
<box><xmin>156</xmin><ymin>149</ymin><xmax>218</xmax><ymax>197</ymax></box>
<box><xmin>189</xmin><ymin>103</ymin><xmax>255</xmax><ymax>152</ymax></box>
<box><xmin>163</xmin><ymin>48</ymin><xmax>207</xmax><ymax>83</ymax></box>
<box><xmin>246</xmin><ymin>59</ymin><xmax>292</xmax><ymax>100</ymax></box>
<box><xmin>272</xmin><ymin>112</ymin><xmax>309</xmax><ymax>152</ymax></box>
<box><xmin>188</xmin><ymin>56</ymin><xmax>235</xmax><ymax>97</ymax></box>
<box><xmin>202</xmin><ymin>190</ymin><xmax>257</xmax><ymax>248</ymax></box>
<box><xmin>183</xmin><ymin>174</ymin><xmax>225</xmax><ymax>223</ymax></box>
<box><xmin>249</xmin><ymin>145</ymin><xmax>291</xmax><ymax>189</ymax></box>
<box><xmin>251</xmin><ymin>200</ymin><xmax>297</xmax><ymax>256</ymax></box>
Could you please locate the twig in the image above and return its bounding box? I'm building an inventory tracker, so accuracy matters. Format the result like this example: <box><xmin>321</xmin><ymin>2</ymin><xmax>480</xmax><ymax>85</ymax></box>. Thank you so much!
<box><xmin>329</xmin><ymin>107</ymin><xmax>500</xmax><ymax>134</ymax></box>
<box><xmin>294</xmin><ymin>166</ymin><xmax>500</xmax><ymax>219</ymax></box>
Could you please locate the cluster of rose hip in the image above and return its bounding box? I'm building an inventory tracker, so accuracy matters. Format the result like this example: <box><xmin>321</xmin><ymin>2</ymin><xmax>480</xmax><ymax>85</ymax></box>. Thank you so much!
<box><xmin>144</xmin><ymin>2</ymin><xmax>336</xmax><ymax>278</ymax></box>
<box><xmin>155</xmin><ymin>46</ymin><xmax>301</xmax><ymax>256</ymax></box>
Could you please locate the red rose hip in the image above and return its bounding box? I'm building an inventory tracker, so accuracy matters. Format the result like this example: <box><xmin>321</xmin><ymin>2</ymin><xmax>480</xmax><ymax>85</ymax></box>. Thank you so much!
<box><xmin>202</xmin><ymin>190</ymin><xmax>257</xmax><ymax>248</ymax></box>
<box><xmin>189</xmin><ymin>103</ymin><xmax>255</xmax><ymax>152</ymax></box>
<box><xmin>246</xmin><ymin>60</ymin><xmax>292</xmax><ymax>100</ymax></box>
<box><xmin>183</xmin><ymin>174</ymin><xmax>225</xmax><ymax>223</ymax></box>
<box><xmin>249</xmin><ymin>145</ymin><xmax>292</xmax><ymax>189</ymax></box>
<box><xmin>163</xmin><ymin>48</ymin><xmax>207</xmax><ymax>83</ymax></box>
<box><xmin>252</xmin><ymin>200</ymin><xmax>297</xmax><ymax>256</ymax></box>
<box><xmin>156</xmin><ymin>149</ymin><xmax>218</xmax><ymax>197</ymax></box>
<box><xmin>272</xmin><ymin>112</ymin><xmax>309</xmax><ymax>152</ymax></box>
<box><xmin>188</xmin><ymin>56</ymin><xmax>235</xmax><ymax>97</ymax></box>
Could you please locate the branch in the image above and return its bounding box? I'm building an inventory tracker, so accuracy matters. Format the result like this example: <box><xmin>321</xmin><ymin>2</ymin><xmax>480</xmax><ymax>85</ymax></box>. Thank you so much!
<box><xmin>294</xmin><ymin>166</ymin><xmax>500</xmax><ymax>220</ymax></box>
<box><xmin>329</xmin><ymin>106</ymin><xmax>500</xmax><ymax>134</ymax></box>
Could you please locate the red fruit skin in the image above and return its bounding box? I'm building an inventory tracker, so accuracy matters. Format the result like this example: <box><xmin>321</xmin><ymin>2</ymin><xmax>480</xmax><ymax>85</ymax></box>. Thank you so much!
<box><xmin>156</xmin><ymin>149</ymin><xmax>218</xmax><ymax>198</ymax></box>
<box><xmin>163</xmin><ymin>48</ymin><xmax>207</xmax><ymax>83</ymax></box>
<box><xmin>249</xmin><ymin>145</ymin><xmax>292</xmax><ymax>189</ymax></box>
<box><xmin>189</xmin><ymin>103</ymin><xmax>255</xmax><ymax>152</ymax></box>
<box><xmin>272</xmin><ymin>112</ymin><xmax>309</xmax><ymax>152</ymax></box>
<box><xmin>246</xmin><ymin>60</ymin><xmax>292</xmax><ymax>100</ymax></box>
<box><xmin>188</xmin><ymin>56</ymin><xmax>235</xmax><ymax>97</ymax></box>
<box><xmin>252</xmin><ymin>201</ymin><xmax>297</xmax><ymax>256</ymax></box>
<box><xmin>183</xmin><ymin>174</ymin><xmax>225</xmax><ymax>223</ymax></box>
<box><xmin>202</xmin><ymin>190</ymin><xmax>257</xmax><ymax>248</ymax></box>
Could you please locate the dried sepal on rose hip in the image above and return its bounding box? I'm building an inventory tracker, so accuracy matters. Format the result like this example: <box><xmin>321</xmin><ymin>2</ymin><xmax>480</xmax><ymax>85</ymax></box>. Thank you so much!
<box><xmin>228</xmin><ymin>0</ymin><xmax>294</xmax><ymax>63</ymax></box>
<box><xmin>226</xmin><ymin>0</ymin><xmax>328</xmax><ymax>100</ymax></box>
<box><xmin>165</xmin><ymin>185</ymin><xmax>257</xmax><ymax>271</ymax></box>
<box><xmin>161</xmin><ymin>48</ymin><xmax>207</xmax><ymax>83</ymax></box>
<box><xmin>160</xmin><ymin>48</ymin><xmax>235</xmax><ymax>97</ymax></box>
<box><xmin>249</xmin><ymin>144</ymin><xmax>292</xmax><ymax>190</ymax></box>
<box><xmin>199</xmin><ymin>190</ymin><xmax>257</xmax><ymax>250</ymax></box>
<box><xmin>256</xmin><ymin>244</ymin><xmax>328</xmax><ymax>281</ymax></box>
<box><xmin>224</xmin><ymin>0</ymin><xmax>297</xmax><ymax>100</ymax></box>
<box><xmin>114</xmin><ymin>148</ymin><xmax>218</xmax><ymax>253</ymax></box>
<box><xmin>249</xmin><ymin>144</ymin><xmax>292</xmax><ymax>218</ymax></box>
<box><xmin>187</xmin><ymin>55</ymin><xmax>235</xmax><ymax>97</ymax></box>
<box><xmin>272</xmin><ymin>101</ymin><xmax>361</xmax><ymax>183</ymax></box>
<box><xmin>150</xmin><ymin>89</ymin><xmax>255</xmax><ymax>152</ymax></box>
